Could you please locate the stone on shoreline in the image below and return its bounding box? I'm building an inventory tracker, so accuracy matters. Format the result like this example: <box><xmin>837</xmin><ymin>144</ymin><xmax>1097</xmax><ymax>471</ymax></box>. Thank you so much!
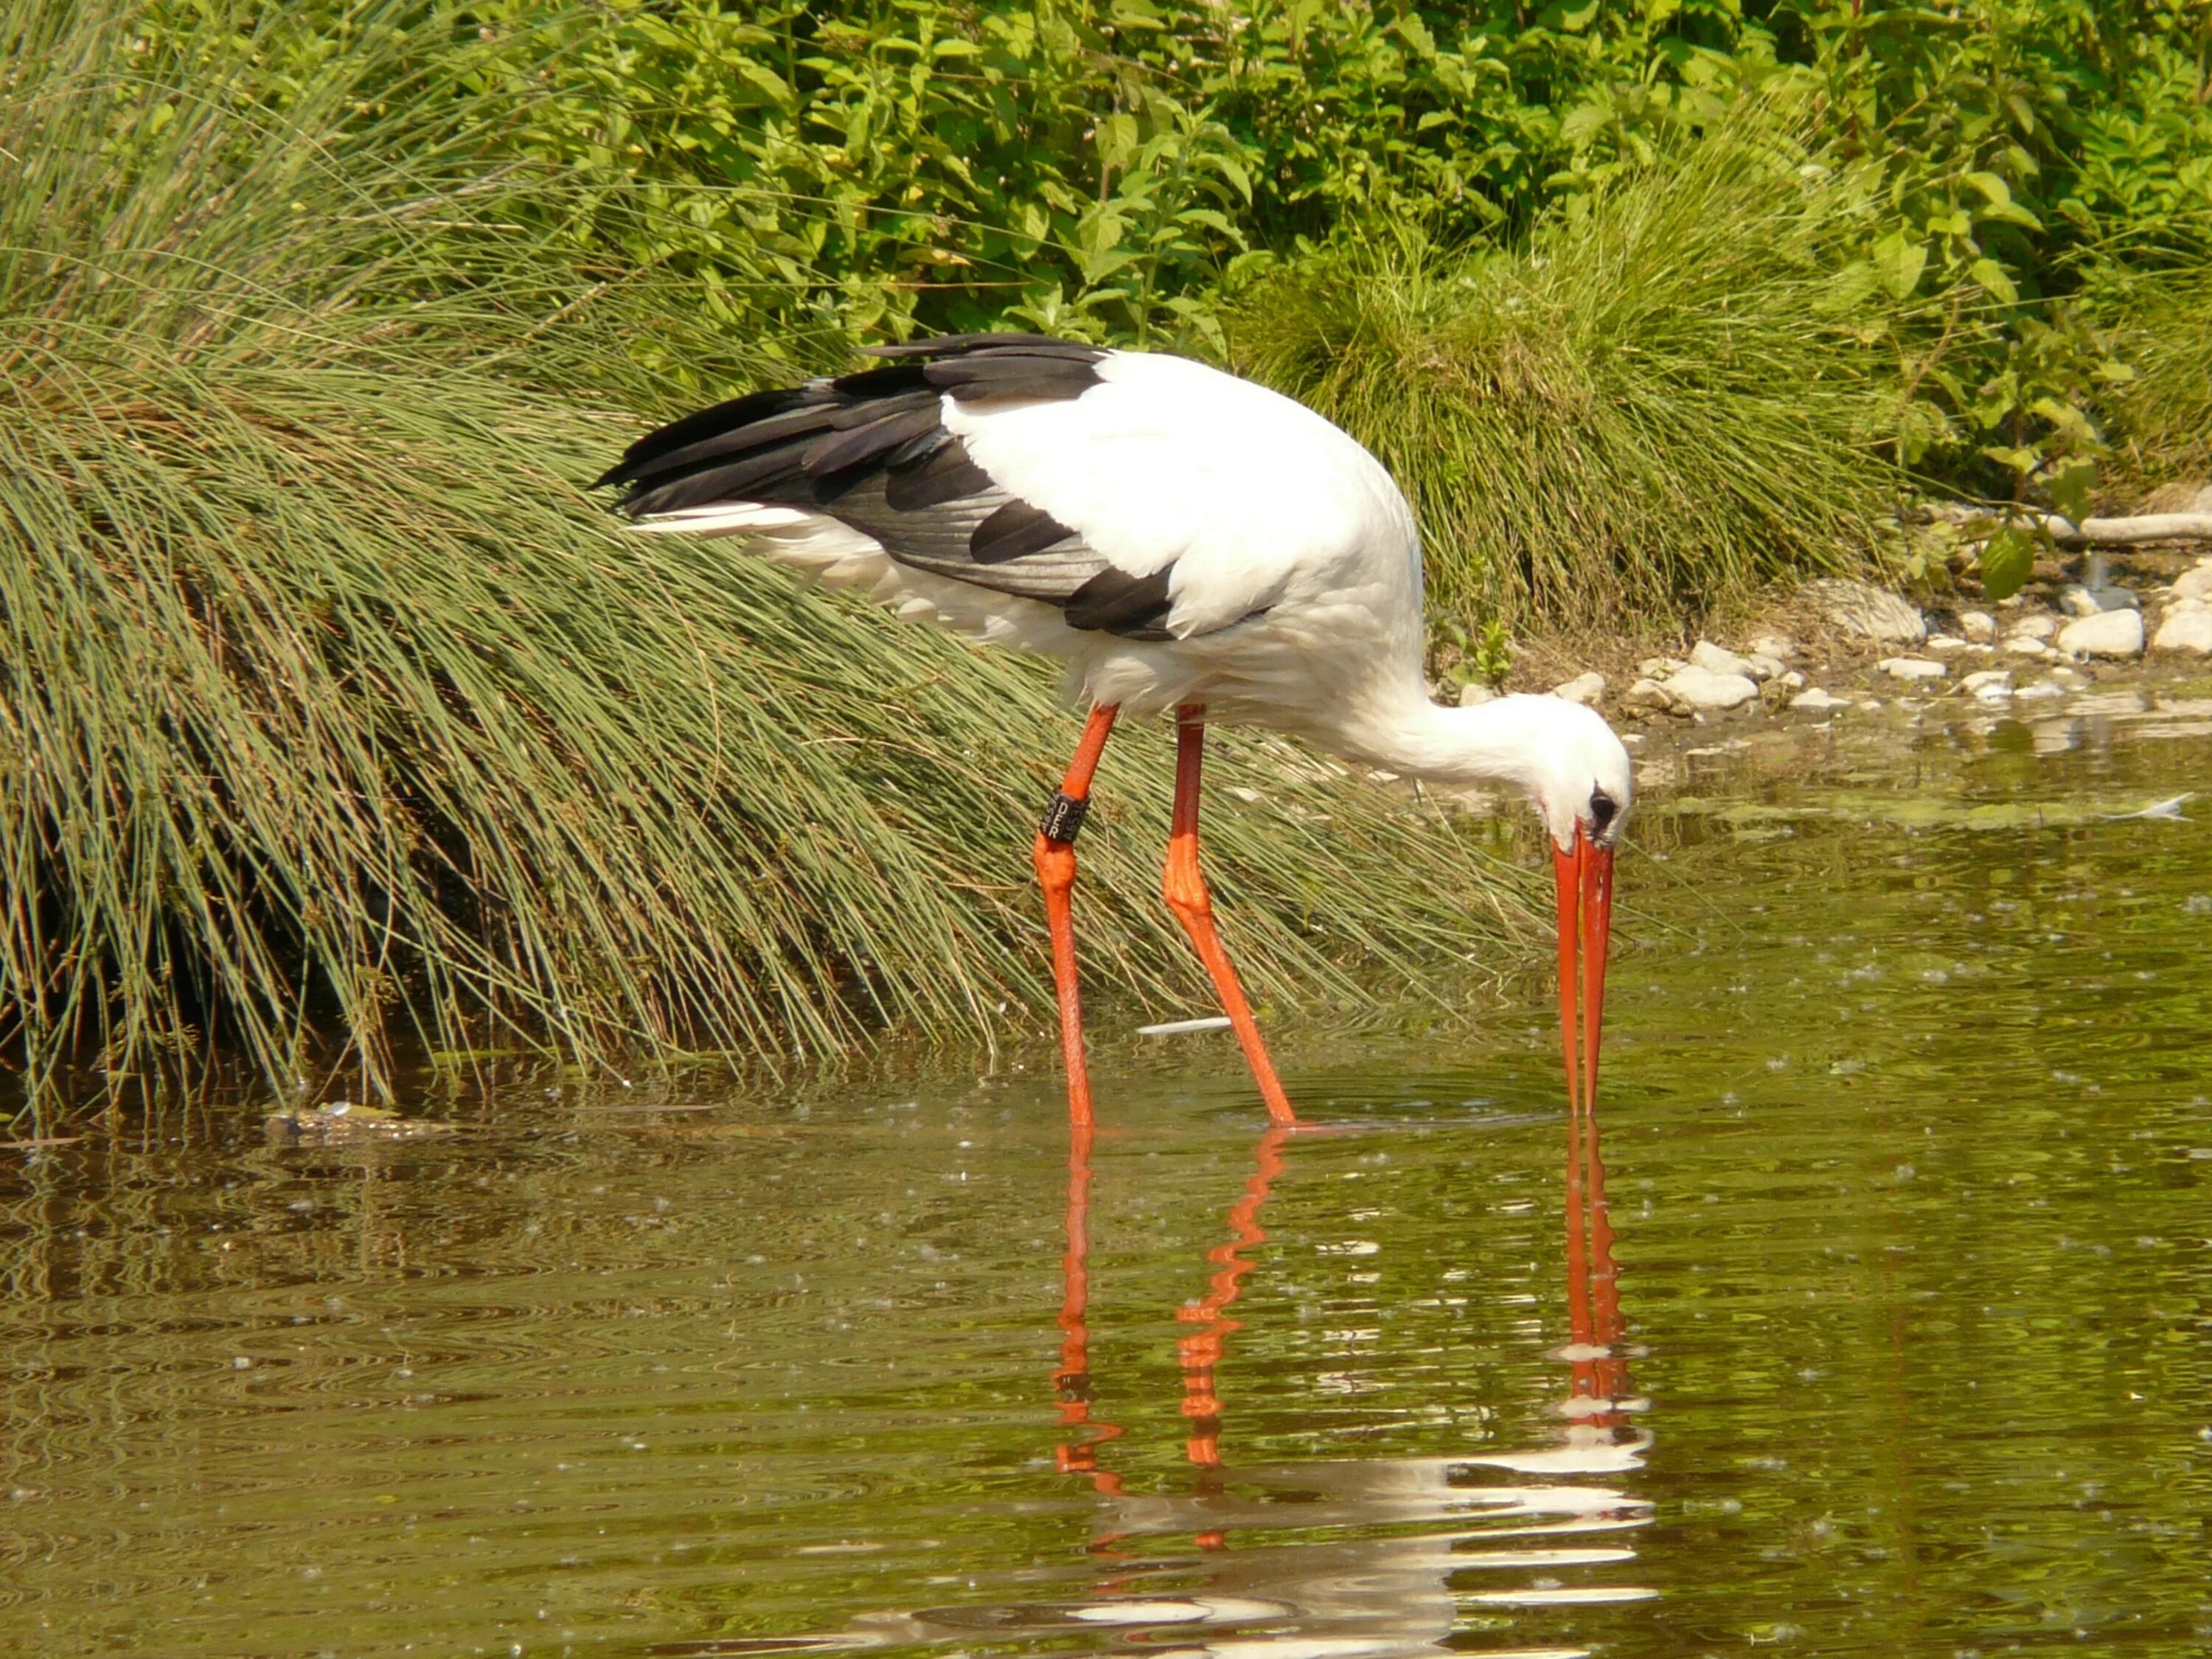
<box><xmin>1958</xmin><ymin>611</ymin><xmax>1996</xmax><ymax>643</ymax></box>
<box><xmin>1961</xmin><ymin>669</ymin><xmax>2012</xmax><ymax>702</ymax></box>
<box><xmin>1458</xmin><ymin>682</ymin><xmax>1496</xmax><ymax>707</ymax></box>
<box><xmin>2008</xmin><ymin>613</ymin><xmax>2058</xmax><ymax>641</ymax></box>
<box><xmin>1638</xmin><ymin>655</ymin><xmax>1689</xmax><ymax>679</ymax></box>
<box><xmin>1690</xmin><ymin>640</ymin><xmax>1758</xmax><ymax>679</ymax></box>
<box><xmin>1788</xmin><ymin>687</ymin><xmax>1851</xmax><ymax>712</ymax></box>
<box><xmin>2173</xmin><ymin>560</ymin><xmax>2212</xmax><ymax>602</ymax></box>
<box><xmin>1879</xmin><ymin>656</ymin><xmax>1947</xmax><ymax>681</ymax></box>
<box><xmin>1551</xmin><ymin>671</ymin><xmax>1606</xmax><ymax>706</ymax></box>
<box><xmin>2056</xmin><ymin>609</ymin><xmax>2145</xmax><ymax>659</ymax></box>
<box><xmin>1808</xmin><ymin>578</ymin><xmax>1926</xmax><ymax>645</ymax></box>
<box><xmin>1622</xmin><ymin>678</ymin><xmax>1676</xmax><ymax>715</ymax></box>
<box><xmin>1663</xmin><ymin>666</ymin><xmax>1760</xmax><ymax>710</ymax></box>
<box><xmin>2005</xmin><ymin>636</ymin><xmax>2056</xmax><ymax>659</ymax></box>
<box><xmin>2152</xmin><ymin>605</ymin><xmax>2212</xmax><ymax>655</ymax></box>
<box><xmin>1748</xmin><ymin>633</ymin><xmax>1798</xmax><ymax>661</ymax></box>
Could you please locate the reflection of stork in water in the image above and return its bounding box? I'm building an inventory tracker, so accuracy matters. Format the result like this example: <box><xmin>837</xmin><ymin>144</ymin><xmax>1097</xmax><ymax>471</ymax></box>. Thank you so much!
<box><xmin>1029</xmin><ymin>1099</ymin><xmax>1652</xmax><ymax>1652</ymax></box>
<box><xmin>782</xmin><ymin>1106</ymin><xmax>1652</xmax><ymax>1659</ymax></box>
<box><xmin>783</xmin><ymin>1006</ymin><xmax>1648</xmax><ymax>1658</ymax></box>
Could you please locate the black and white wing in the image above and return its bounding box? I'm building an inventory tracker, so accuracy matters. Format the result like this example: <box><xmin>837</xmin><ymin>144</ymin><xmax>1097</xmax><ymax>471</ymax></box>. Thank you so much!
<box><xmin>596</xmin><ymin>333</ymin><xmax>1413</xmax><ymax>644</ymax></box>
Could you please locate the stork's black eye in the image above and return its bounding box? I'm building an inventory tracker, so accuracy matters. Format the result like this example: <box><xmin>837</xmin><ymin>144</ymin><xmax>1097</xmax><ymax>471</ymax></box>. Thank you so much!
<box><xmin>1588</xmin><ymin>787</ymin><xmax>1619</xmax><ymax>836</ymax></box>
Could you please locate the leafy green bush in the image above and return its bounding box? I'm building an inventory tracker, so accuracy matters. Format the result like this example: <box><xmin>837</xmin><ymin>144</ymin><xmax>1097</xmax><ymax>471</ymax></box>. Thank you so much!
<box><xmin>1</xmin><ymin>0</ymin><xmax>1537</xmax><ymax>1106</ymax></box>
<box><xmin>1225</xmin><ymin>119</ymin><xmax>1923</xmax><ymax>625</ymax></box>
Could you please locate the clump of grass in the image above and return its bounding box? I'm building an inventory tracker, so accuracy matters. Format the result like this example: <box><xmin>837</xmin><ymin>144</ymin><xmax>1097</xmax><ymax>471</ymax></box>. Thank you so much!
<box><xmin>0</xmin><ymin>1</ymin><xmax>1536</xmax><ymax>1110</ymax></box>
<box><xmin>1225</xmin><ymin>118</ymin><xmax>1924</xmax><ymax>627</ymax></box>
<box><xmin>2098</xmin><ymin>254</ymin><xmax>2212</xmax><ymax>492</ymax></box>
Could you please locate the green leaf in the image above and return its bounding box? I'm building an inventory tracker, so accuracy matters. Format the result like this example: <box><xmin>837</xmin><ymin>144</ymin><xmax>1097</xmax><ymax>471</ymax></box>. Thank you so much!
<box><xmin>1964</xmin><ymin>170</ymin><xmax>2011</xmax><ymax>209</ymax></box>
<box><xmin>2047</xmin><ymin>459</ymin><xmax>2096</xmax><ymax>525</ymax></box>
<box><xmin>1967</xmin><ymin>257</ymin><xmax>2017</xmax><ymax>306</ymax></box>
<box><xmin>1978</xmin><ymin>527</ymin><xmax>2037</xmax><ymax>602</ymax></box>
<box><xmin>1871</xmin><ymin>231</ymin><xmax>1927</xmax><ymax>301</ymax></box>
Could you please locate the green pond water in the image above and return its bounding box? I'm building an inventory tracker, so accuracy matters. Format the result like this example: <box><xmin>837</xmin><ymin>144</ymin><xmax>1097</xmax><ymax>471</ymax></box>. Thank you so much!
<box><xmin>5</xmin><ymin>703</ymin><xmax>2211</xmax><ymax>1657</ymax></box>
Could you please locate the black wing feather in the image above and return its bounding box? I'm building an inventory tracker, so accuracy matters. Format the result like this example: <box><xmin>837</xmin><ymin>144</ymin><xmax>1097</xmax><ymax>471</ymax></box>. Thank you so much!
<box><xmin>600</xmin><ymin>333</ymin><xmax>1254</xmax><ymax>641</ymax></box>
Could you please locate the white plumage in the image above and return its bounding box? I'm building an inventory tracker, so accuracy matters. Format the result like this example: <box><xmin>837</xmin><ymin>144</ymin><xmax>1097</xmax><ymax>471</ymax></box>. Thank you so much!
<box><xmin>613</xmin><ymin>340</ymin><xmax>1627</xmax><ymax>846</ymax></box>
<box><xmin>601</xmin><ymin>333</ymin><xmax>1630</xmax><ymax>1127</ymax></box>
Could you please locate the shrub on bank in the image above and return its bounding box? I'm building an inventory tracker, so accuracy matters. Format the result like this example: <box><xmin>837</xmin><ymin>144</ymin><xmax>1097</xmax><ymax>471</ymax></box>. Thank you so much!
<box><xmin>1225</xmin><ymin>122</ymin><xmax>1926</xmax><ymax>625</ymax></box>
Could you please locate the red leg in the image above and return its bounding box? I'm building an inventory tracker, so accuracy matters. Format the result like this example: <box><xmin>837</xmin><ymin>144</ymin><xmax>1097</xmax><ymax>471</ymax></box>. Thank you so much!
<box><xmin>1034</xmin><ymin>705</ymin><xmax>1119</xmax><ymax>1131</ymax></box>
<box><xmin>1162</xmin><ymin>706</ymin><xmax>1298</xmax><ymax>1127</ymax></box>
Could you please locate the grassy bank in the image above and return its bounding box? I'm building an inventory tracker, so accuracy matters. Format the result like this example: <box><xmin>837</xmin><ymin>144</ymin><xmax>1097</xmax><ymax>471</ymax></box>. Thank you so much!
<box><xmin>1224</xmin><ymin>122</ymin><xmax>1925</xmax><ymax>627</ymax></box>
<box><xmin>0</xmin><ymin>3</ymin><xmax>1537</xmax><ymax>1110</ymax></box>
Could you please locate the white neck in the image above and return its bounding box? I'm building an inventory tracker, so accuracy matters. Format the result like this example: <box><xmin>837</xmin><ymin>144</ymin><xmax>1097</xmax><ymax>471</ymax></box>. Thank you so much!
<box><xmin>1332</xmin><ymin>682</ymin><xmax>1558</xmax><ymax>790</ymax></box>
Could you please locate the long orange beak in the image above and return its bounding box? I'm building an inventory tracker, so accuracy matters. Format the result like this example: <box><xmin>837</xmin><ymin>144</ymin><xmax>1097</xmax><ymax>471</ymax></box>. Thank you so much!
<box><xmin>1553</xmin><ymin>827</ymin><xmax>1615</xmax><ymax>1115</ymax></box>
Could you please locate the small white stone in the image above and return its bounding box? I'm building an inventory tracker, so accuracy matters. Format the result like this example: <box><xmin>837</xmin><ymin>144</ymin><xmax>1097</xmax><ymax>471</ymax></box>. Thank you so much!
<box><xmin>2059</xmin><ymin>584</ymin><xmax>2102</xmax><ymax>619</ymax></box>
<box><xmin>1787</xmin><ymin>687</ymin><xmax>1851</xmax><ymax>712</ymax></box>
<box><xmin>2172</xmin><ymin>560</ymin><xmax>2212</xmax><ymax>602</ymax></box>
<box><xmin>1621</xmin><ymin>678</ymin><xmax>1675</xmax><ymax>714</ymax></box>
<box><xmin>1926</xmin><ymin>635</ymin><xmax>1969</xmax><ymax>653</ymax></box>
<box><xmin>2008</xmin><ymin>613</ymin><xmax>2059</xmax><ymax>641</ymax></box>
<box><xmin>1551</xmin><ymin>671</ymin><xmax>1606</xmax><ymax>706</ymax></box>
<box><xmin>1778</xmin><ymin>669</ymin><xmax>1806</xmax><ymax>689</ymax></box>
<box><xmin>2056</xmin><ymin>608</ymin><xmax>2145</xmax><ymax>659</ymax></box>
<box><xmin>1806</xmin><ymin>578</ymin><xmax>1927</xmax><ymax>644</ymax></box>
<box><xmin>1689</xmin><ymin>640</ymin><xmax>1756</xmax><ymax>678</ymax></box>
<box><xmin>1638</xmin><ymin>655</ymin><xmax>1688</xmax><ymax>679</ymax></box>
<box><xmin>2153</xmin><ymin>607</ymin><xmax>2212</xmax><ymax>654</ymax></box>
<box><xmin>2004</xmin><ymin>636</ymin><xmax>2056</xmax><ymax>659</ymax></box>
<box><xmin>1957</xmin><ymin>610</ymin><xmax>1997</xmax><ymax>643</ymax></box>
<box><xmin>1879</xmin><ymin>656</ymin><xmax>1948</xmax><ymax>681</ymax></box>
<box><xmin>1748</xmin><ymin>633</ymin><xmax>1798</xmax><ymax>661</ymax></box>
<box><xmin>1744</xmin><ymin>653</ymin><xmax>1787</xmax><ymax>682</ymax></box>
<box><xmin>1960</xmin><ymin>669</ymin><xmax>2012</xmax><ymax>694</ymax></box>
<box><xmin>1662</xmin><ymin>666</ymin><xmax>1761</xmax><ymax>710</ymax></box>
<box><xmin>2014</xmin><ymin>680</ymin><xmax>2066</xmax><ymax>701</ymax></box>
<box><xmin>1458</xmin><ymin>682</ymin><xmax>1496</xmax><ymax>707</ymax></box>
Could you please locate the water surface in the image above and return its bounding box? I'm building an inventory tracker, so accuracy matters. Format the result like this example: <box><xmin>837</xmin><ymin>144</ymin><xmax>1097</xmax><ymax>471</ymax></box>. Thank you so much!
<box><xmin>4</xmin><ymin>705</ymin><xmax>2210</xmax><ymax>1656</ymax></box>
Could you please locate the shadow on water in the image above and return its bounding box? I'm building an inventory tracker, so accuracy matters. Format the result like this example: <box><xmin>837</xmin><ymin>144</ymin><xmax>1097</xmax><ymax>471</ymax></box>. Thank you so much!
<box><xmin>671</xmin><ymin>1096</ymin><xmax>1655</xmax><ymax>1659</ymax></box>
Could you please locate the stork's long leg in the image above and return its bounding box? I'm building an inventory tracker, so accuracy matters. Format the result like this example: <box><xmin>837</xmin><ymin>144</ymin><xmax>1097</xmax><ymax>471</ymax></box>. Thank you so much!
<box><xmin>1034</xmin><ymin>704</ymin><xmax>1119</xmax><ymax>1130</ymax></box>
<box><xmin>1163</xmin><ymin>706</ymin><xmax>1298</xmax><ymax>1127</ymax></box>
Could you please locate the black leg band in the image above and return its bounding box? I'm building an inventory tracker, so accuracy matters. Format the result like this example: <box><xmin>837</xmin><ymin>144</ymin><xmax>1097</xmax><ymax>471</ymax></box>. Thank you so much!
<box><xmin>1038</xmin><ymin>790</ymin><xmax>1090</xmax><ymax>844</ymax></box>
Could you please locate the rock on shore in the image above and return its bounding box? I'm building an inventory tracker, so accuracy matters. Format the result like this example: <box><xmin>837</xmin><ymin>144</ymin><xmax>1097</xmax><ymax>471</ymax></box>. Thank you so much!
<box><xmin>2056</xmin><ymin>609</ymin><xmax>2145</xmax><ymax>659</ymax></box>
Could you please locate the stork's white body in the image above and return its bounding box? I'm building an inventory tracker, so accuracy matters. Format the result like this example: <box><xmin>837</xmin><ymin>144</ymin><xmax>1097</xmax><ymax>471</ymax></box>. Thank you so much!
<box><xmin>632</xmin><ymin>347</ymin><xmax>1630</xmax><ymax>844</ymax></box>
<box><xmin>609</xmin><ymin>333</ymin><xmax>1630</xmax><ymax>1125</ymax></box>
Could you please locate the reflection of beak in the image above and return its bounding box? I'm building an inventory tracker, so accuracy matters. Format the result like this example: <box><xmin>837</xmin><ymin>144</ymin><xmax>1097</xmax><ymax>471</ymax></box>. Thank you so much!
<box><xmin>1552</xmin><ymin>827</ymin><xmax>1615</xmax><ymax>1112</ymax></box>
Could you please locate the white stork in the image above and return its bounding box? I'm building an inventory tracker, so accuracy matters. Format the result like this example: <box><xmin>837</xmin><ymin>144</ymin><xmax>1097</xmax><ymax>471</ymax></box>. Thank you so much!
<box><xmin>596</xmin><ymin>334</ymin><xmax>1630</xmax><ymax>1127</ymax></box>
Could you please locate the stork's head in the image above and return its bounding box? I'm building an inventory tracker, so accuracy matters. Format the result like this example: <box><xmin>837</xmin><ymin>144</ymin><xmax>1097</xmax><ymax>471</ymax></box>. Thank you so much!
<box><xmin>1422</xmin><ymin>693</ymin><xmax>1631</xmax><ymax>1116</ymax></box>
<box><xmin>1522</xmin><ymin>699</ymin><xmax>1634</xmax><ymax>857</ymax></box>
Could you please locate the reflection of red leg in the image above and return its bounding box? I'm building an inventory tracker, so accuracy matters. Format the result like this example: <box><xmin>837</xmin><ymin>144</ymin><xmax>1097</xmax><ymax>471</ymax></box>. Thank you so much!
<box><xmin>1163</xmin><ymin>707</ymin><xmax>1297</xmax><ymax>1127</ymax></box>
<box><xmin>1034</xmin><ymin>706</ymin><xmax>1119</xmax><ymax>1133</ymax></box>
<box><xmin>1177</xmin><ymin>1124</ymin><xmax>1289</xmax><ymax>1470</ymax></box>
<box><xmin>1054</xmin><ymin>1110</ymin><xmax>1124</xmax><ymax>1493</ymax></box>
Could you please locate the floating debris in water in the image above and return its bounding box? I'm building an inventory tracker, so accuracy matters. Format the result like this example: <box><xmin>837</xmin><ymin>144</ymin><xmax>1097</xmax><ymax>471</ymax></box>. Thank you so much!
<box><xmin>1135</xmin><ymin>1016</ymin><xmax>1234</xmax><ymax>1037</ymax></box>
<box><xmin>264</xmin><ymin>1102</ymin><xmax>457</xmax><ymax>1144</ymax></box>
<box><xmin>2104</xmin><ymin>792</ymin><xmax>2193</xmax><ymax>821</ymax></box>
